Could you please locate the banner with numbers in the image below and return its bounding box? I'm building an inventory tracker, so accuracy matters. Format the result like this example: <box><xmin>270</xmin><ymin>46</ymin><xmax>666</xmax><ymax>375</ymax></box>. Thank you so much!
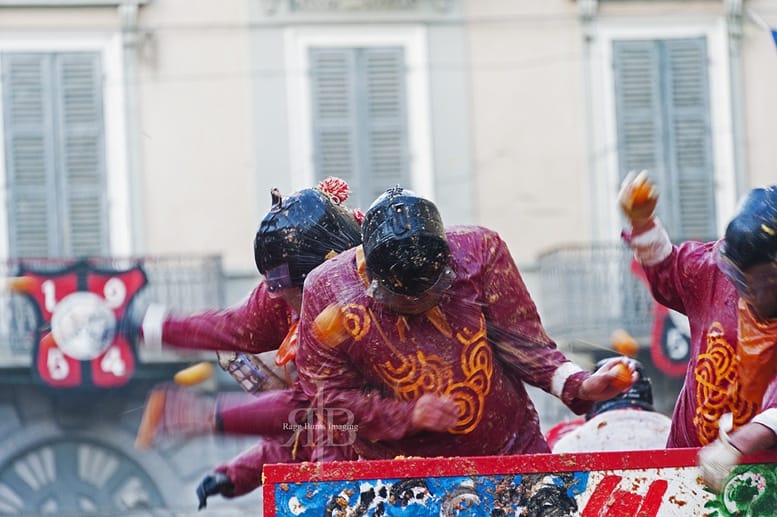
<box><xmin>18</xmin><ymin>259</ymin><xmax>147</xmax><ymax>389</ymax></box>
<box><xmin>263</xmin><ymin>448</ymin><xmax>777</xmax><ymax>516</ymax></box>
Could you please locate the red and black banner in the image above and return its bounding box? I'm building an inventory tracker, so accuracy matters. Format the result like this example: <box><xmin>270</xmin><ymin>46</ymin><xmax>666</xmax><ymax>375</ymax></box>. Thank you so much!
<box><xmin>17</xmin><ymin>259</ymin><xmax>147</xmax><ymax>389</ymax></box>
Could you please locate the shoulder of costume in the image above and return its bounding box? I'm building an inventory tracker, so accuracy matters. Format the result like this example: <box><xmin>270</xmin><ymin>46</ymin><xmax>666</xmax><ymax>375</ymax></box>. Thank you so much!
<box><xmin>305</xmin><ymin>246</ymin><xmax>360</xmax><ymax>284</ymax></box>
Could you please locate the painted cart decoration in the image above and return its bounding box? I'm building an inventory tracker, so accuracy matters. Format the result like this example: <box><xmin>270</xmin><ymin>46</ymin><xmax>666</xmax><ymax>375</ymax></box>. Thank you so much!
<box><xmin>15</xmin><ymin>258</ymin><xmax>147</xmax><ymax>389</ymax></box>
<box><xmin>263</xmin><ymin>448</ymin><xmax>777</xmax><ymax>516</ymax></box>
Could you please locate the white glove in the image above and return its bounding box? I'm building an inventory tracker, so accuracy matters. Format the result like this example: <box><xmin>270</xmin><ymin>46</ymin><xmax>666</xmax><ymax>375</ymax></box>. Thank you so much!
<box><xmin>140</xmin><ymin>303</ymin><xmax>168</xmax><ymax>350</ymax></box>
<box><xmin>698</xmin><ymin>414</ymin><xmax>741</xmax><ymax>493</ymax></box>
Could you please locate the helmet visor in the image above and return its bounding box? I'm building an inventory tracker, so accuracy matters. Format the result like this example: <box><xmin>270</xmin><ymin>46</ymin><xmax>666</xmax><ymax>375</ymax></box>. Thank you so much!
<box><xmin>715</xmin><ymin>240</ymin><xmax>777</xmax><ymax>304</ymax></box>
<box><xmin>368</xmin><ymin>266</ymin><xmax>455</xmax><ymax>315</ymax></box>
<box><xmin>716</xmin><ymin>240</ymin><xmax>752</xmax><ymax>299</ymax></box>
<box><xmin>265</xmin><ymin>263</ymin><xmax>296</xmax><ymax>296</ymax></box>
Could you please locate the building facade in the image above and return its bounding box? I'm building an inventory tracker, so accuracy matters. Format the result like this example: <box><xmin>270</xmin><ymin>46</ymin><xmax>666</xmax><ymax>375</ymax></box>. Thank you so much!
<box><xmin>0</xmin><ymin>0</ymin><xmax>775</xmax><ymax>513</ymax></box>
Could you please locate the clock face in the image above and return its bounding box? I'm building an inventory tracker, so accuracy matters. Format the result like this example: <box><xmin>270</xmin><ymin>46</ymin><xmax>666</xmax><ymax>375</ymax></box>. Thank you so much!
<box><xmin>0</xmin><ymin>439</ymin><xmax>164</xmax><ymax>514</ymax></box>
<box><xmin>51</xmin><ymin>291</ymin><xmax>117</xmax><ymax>361</ymax></box>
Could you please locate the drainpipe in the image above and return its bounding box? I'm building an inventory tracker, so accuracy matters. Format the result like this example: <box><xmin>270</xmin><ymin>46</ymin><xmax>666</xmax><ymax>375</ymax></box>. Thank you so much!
<box><xmin>579</xmin><ymin>0</ymin><xmax>600</xmax><ymax>238</ymax></box>
<box><xmin>724</xmin><ymin>0</ymin><xmax>748</xmax><ymax>201</ymax></box>
<box><xmin>119</xmin><ymin>2</ymin><xmax>145</xmax><ymax>255</ymax></box>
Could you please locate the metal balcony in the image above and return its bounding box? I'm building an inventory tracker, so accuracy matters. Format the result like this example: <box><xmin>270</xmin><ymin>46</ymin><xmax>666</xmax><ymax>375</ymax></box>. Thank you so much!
<box><xmin>537</xmin><ymin>242</ymin><xmax>655</xmax><ymax>348</ymax></box>
<box><xmin>0</xmin><ymin>255</ymin><xmax>224</xmax><ymax>367</ymax></box>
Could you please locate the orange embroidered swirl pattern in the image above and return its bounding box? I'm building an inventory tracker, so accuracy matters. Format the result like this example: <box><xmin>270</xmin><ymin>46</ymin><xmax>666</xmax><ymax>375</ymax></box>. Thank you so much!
<box><xmin>694</xmin><ymin>322</ymin><xmax>759</xmax><ymax>445</ymax></box>
<box><xmin>341</xmin><ymin>304</ymin><xmax>370</xmax><ymax>341</ymax></box>
<box><xmin>375</xmin><ymin>313</ymin><xmax>494</xmax><ymax>434</ymax></box>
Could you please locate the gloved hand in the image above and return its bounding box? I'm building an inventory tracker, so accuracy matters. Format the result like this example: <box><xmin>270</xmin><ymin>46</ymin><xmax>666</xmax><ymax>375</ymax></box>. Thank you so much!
<box><xmin>196</xmin><ymin>471</ymin><xmax>234</xmax><ymax>510</ymax></box>
<box><xmin>698</xmin><ymin>415</ymin><xmax>742</xmax><ymax>493</ymax></box>
<box><xmin>579</xmin><ymin>357</ymin><xmax>637</xmax><ymax>401</ymax></box>
<box><xmin>698</xmin><ymin>435</ymin><xmax>741</xmax><ymax>493</ymax></box>
<box><xmin>411</xmin><ymin>394</ymin><xmax>459</xmax><ymax>432</ymax></box>
<box><xmin>618</xmin><ymin>170</ymin><xmax>658</xmax><ymax>231</ymax></box>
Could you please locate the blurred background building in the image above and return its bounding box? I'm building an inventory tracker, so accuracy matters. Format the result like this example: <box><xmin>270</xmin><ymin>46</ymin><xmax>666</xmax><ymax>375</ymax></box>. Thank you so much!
<box><xmin>0</xmin><ymin>0</ymin><xmax>775</xmax><ymax>513</ymax></box>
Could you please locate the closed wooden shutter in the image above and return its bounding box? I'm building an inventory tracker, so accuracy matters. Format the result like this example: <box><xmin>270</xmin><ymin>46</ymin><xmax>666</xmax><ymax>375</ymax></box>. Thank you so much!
<box><xmin>2</xmin><ymin>52</ymin><xmax>108</xmax><ymax>258</ymax></box>
<box><xmin>2</xmin><ymin>54</ymin><xmax>55</xmax><ymax>257</ymax></box>
<box><xmin>310</xmin><ymin>48</ymin><xmax>358</xmax><ymax>195</ymax></box>
<box><xmin>613</xmin><ymin>38</ymin><xmax>716</xmax><ymax>241</ymax></box>
<box><xmin>56</xmin><ymin>53</ymin><xmax>108</xmax><ymax>256</ymax></box>
<box><xmin>310</xmin><ymin>47</ymin><xmax>408</xmax><ymax>209</ymax></box>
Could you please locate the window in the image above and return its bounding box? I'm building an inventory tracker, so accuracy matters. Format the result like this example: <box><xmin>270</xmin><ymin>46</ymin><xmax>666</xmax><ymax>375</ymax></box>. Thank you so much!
<box><xmin>309</xmin><ymin>46</ymin><xmax>409</xmax><ymax>209</ymax></box>
<box><xmin>2</xmin><ymin>52</ymin><xmax>108</xmax><ymax>258</ymax></box>
<box><xmin>285</xmin><ymin>26</ymin><xmax>433</xmax><ymax>210</ymax></box>
<box><xmin>613</xmin><ymin>37</ymin><xmax>717</xmax><ymax>241</ymax></box>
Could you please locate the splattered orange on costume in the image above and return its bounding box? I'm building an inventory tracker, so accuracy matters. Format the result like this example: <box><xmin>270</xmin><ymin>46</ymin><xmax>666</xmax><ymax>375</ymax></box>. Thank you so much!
<box><xmin>312</xmin><ymin>303</ymin><xmax>350</xmax><ymax>347</ymax></box>
<box><xmin>275</xmin><ymin>321</ymin><xmax>299</xmax><ymax>366</ymax></box>
<box><xmin>736</xmin><ymin>299</ymin><xmax>777</xmax><ymax>405</ymax></box>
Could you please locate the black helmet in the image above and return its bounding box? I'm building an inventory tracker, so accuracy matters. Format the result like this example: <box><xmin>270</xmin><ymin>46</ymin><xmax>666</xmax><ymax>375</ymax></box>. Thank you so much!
<box><xmin>587</xmin><ymin>358</ymin><xmax>654</xmax><ymax>419</ymax></box>
<box><xmin>363</xmin><ymin>186</ymin><xmax>451</xmax><ymax>297</ymax></box>
<box><xmin>254</xmin><ymin>186</ymin><xmax>362</xmax><ymax>291</ymax></box>
<box><xmin>720</xmin><ymin>186</ymin><xmax>777</xmax><ymax>272</ymax></box>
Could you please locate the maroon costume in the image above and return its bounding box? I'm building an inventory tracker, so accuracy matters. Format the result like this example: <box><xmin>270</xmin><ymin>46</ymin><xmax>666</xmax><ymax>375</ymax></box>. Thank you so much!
<box><xmin>626</xmin><ymin>223</ymin><xmax>777</xmax><ymax>448</ymax></box>
<box><xmin>145</xmin><ymin>282</ymin><xmax>354</xmax><ymax>497</ymax></box>
<box><xmin>297</xmin><ymin>226</ymin><xmax>594</xmax><ymax>459</ymax></box>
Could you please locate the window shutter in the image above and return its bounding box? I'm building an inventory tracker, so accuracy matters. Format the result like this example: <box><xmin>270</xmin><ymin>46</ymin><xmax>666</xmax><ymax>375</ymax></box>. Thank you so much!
<box><xmin>2</xmin><ymin>54</ymin><xmax>56</xmax><ymax>258</ymax></box>
<box><xmin>2</xmin><ymin>52</ymin><xmax>107</xmax><ymax>259</ymax></box>
<box><xmin>362</xmin><ymin>47</ymin><xmax>408</xmax><ymax>203</ymax></box>
<box><xmin>613</xmin><ymin>41</ymin><xmax>664</xmax><ymax>182</ymax></box>
<box><xmin>56</xmin><ymin>53</ymin><xmax>108</xmax><ymax>257</ymax></box>
<box><xmin>663</xmin><ymin>38</ymin><xmax>716</xmax><ymax>241</ymax></box>
<box><xmin>310</xmin><ymin>47</ymin><xmax>408</xmax><ymax>209</ymax></box>
<box><xmin>310</xmin><ymin>48</ymin><xmax>359</xmax><ymax>197</ymax></box>
<box><xmin>613</xmin><ymin>38</ymin><xmax>716</xmax><ymax>241</ymax></box>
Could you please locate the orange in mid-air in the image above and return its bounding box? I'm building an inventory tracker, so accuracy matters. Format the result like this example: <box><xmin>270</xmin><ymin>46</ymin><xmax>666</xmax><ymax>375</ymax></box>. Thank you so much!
<box><xmin>173</xmin><ymin>361</ymin><xmax>214</xmax><ymax>386</ymax></box>
<box><xmin>4</xmin><ymin>276</ymin><xmax>36</xmax><ymax>294</ymax></box>
<box><xmin>135</xmin><ymin>389</ymin><xmax>166</xmax><ymax>450</ymax></box>
<box><xmin>611</xmin><ymin>328</ymin><xmax>639</xmax><ymax>357</ymax></box>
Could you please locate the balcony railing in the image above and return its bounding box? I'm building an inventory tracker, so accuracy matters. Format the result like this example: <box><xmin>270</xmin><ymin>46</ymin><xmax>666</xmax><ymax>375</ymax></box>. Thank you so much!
<box><xmin>0</xmin><ymin>256</ymin><xmax>224</xmax><ymax>367</ymax></box>
<box><xmin>537</xmin><ymin>242</ymin><xmax>655</xmax><ymax>347</ymax></box>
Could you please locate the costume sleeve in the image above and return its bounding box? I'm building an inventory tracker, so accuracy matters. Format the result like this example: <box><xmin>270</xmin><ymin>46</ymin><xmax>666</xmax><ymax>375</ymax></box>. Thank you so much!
<box><xmin>216</xmin><ymin>387</ymin><xmax>309</xmax><ymax>437</ymax></box>
<box><xmin>295</xmin><ymin>285</ymin><xmax>417</xmax><ymax>443</ymax></box>
<box><xmin>638</xmin><ymin>240</ymin><xmax>716</xmax><ymax>316</ymax></box>
<box><xmin>476</xmin><ymin>228</ymin><xmax>592</xmax><ymax>414</ymax></box>
<box><xmin>623</xmin><ymin>218</ymin><xmax>716</xmax><ymax>315</ymax></box>
<box><xmin>147</xmin><ymin>282</ymin><xmax>293</xmax><ymax>354</ymax></box>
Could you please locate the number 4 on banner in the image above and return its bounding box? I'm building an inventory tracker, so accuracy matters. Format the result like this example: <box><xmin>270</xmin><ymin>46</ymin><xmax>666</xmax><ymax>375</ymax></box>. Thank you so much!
<box><xmin>90</xmin><ymin>335</ymin><xmax>135</xmax><ymax>388</ymax></box>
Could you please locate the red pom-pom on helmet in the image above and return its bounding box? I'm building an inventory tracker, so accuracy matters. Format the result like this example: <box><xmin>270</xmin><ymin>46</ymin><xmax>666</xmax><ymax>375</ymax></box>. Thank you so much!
<box><xmin>352</xmin><ymin>209</ymin><xmax>365</xmax><ymax>225</ymax></box>
<box><xmin>317</xmin><ymin>177</ymin><xmax>350</xmax><ymax>205</ymax></box>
